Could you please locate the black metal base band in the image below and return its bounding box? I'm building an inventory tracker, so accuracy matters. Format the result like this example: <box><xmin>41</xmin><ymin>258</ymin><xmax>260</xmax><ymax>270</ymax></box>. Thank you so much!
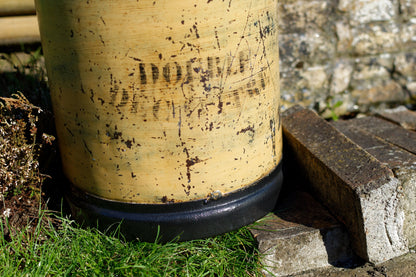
<box><xmin>66</xmin><ymin>161</ymin><xmax>283</xmax><ymax>242</ymax></box>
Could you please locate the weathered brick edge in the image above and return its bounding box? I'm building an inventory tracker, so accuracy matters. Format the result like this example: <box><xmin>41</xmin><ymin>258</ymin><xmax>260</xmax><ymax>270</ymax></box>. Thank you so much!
<box><xmin>333</xmin><ymin>119</ymin><xmax>416</xmax><ymax>249</ymax></box>
<box><xmin>282</xmin><ymin>105</ymin><xmax>407</xmax><ymax>264</ymax></box>
<box><xmin>377</xmin><ymin>106</ymin><xmax>416</xmax><ymax>131</ymax></box>
<box><xmin>334</xmin><ymin>115</ymin><xmax>416</xmax><ymax>249</ymax></box>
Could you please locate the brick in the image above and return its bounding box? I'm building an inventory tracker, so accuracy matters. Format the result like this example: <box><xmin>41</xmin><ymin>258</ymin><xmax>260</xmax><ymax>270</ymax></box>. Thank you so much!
<box><xmin>333</xmin><ymin>119</ymin><xmax>416</xmax><ymax>247</ymax></box>
<box><xmin>282</xmin><ymin>105</ymin><xmax>407</xmax><ymax>263</ymax></box>
<box><xmin>377</xmin><ymin>106</ymin><xmax>416</xmax><ymax>131</ymax></box>
<box><xmin>251</xmin><ymin>187</ymin><xmax>354</xmax><ymax>276</ymax></box>
<box><xmin>347</xmin><ymin>116</ymin><xmax>416</xmax><ymax>154</ymax></box>
<box><xmin>333</xmin><ymin>120</ymin><xmax>416</xmax><ymax>169</ymax></box>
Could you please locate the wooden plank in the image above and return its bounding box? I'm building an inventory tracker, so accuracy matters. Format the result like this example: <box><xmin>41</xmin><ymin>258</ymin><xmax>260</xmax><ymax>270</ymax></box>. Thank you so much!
<box><xmin>0</xmin><ymin>15</ymin><xmax>40</xmax><ymax>45</ymax></box>
<box><xmin>0</xmin><ymin>0</ymin><xmax>35</xmax><ymax>16</ymax></box>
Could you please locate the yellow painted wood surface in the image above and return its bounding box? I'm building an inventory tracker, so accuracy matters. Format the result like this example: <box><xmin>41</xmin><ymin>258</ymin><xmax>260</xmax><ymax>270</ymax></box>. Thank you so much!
<box><xmin>0</xmin><ymin>0</ymin><xmax>35</xmax><ymax>16</ymax></box>
<box><xmin>36</xmin><ymin>0</ymin><xmax>282</xmax><ymax>204</ymax></box>
<box><xmin>0</xmin><ymin>15</ymin><xmax>39</xmax><ymax>45</ymax></box>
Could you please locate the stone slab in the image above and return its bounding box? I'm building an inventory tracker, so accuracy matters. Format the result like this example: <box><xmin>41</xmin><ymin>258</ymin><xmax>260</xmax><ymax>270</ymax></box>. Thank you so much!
<box><xmin>251</xmin><ymin>185</ymin><xmax>354</xmax><ymax>277</ymax></box>
<box><xmin>376</xmin><ymin>105</ymin><xmax>416</xmax><ymax>131</ymax></box>
<box><xmin>333</xmin><ymin>118</ymin><xmax>416</xmax><ymax>248</ymax></box>
<box><xmin>281</xmin><ymin>105</ymin><xmax>407</xmax><ymax>264</ymax></box>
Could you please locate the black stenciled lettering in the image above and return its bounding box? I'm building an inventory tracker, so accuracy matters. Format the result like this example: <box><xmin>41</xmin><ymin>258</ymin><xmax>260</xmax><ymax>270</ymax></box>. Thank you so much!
<box><xmin>246</xmin><ymin>78</ymin><xmax>253</xmax><ymax>97</ymax></box>
<box><xmin>226</xmin><ymin>56</ymin><xmax>233</xmax><ymax>76</ymax></box>
<box><xmin>130</xmin><ymin>92</ymin><xmax>138</xmax><ymax>113</ymax></box>
<box><xmin>151</xmin><ymin>63</ymin><xmax>159</xmax><ymax>84</ymax></box>
<box><xmin>130</xmin><ymin>101</ymin><xmax>138</xmax><ymax>113</ymax></box>
<box><xmin>139</xmin><ymin>63</ymin><xmax>147</xmax><ymax>85</ymax></box>
<box><xmin>215</xmin><ymin>57</ymin><xmax>222</xmax><ymax>76</ymax></box>
<box><xmin>119</xmin><ymin>88</ymin><xmax>129</xmax><ymax>106</ymax></box>
<box><xmin>153</xmin><ymin>99</ymin><xmax>161</xmax><ymax>119</ymax></box>
<box><xmin>207</xmin><ymin>57</ymin><xmax>214</xmax><ymax>79</ymax></box>
<box><xmin>252</xmin><ymin>79</ymin><xmax>260</xmax><ymax>95</ymax></box>
<box><xmin>260</xmin><ymin>76</ymin><xmax>266</xmax><ymax>90</ymax></box>
<box><xmin>109</xmin><ymin>84</ymin><xmax>119</xmax><ymax>105</ymax></box>
<box><xmin>186</xmin><ymin>61</ymin><xmax>193</xmax><ymax>83</ymax></box>
<box><xmin>233</xmin><ymin>90</ymin><xmax>241</xmax><ymax>107</ymax></box>
<box><xmin>175</xmin><ymin>62</ymin><xmax>182</xmax><ymax>82</ymax></box>
<box><xmin>239</xmin><ymin>51</ymin><xmax>248</xmax><ymax>73</ymax></box>
<box><xmin>163</xmin><ymin>63</ymin><xmax>171</xmax><ymax>83</ymax></box>
<box><xmin>260</xmin><ymin>70</ymin><xmax>268</xmax><ymax>90</ymax></box>
<box><xmin>248</xmin><ymin>79</ymin><xmax>256</xmax><ymax>88</ymax></box>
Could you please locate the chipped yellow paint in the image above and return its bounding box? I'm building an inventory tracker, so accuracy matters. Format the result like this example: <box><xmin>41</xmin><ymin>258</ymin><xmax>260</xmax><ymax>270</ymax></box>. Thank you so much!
<box><xmin>35</xmin><ymin>0</ymin><xmax>282</xmax><ymax>204</ymax></box>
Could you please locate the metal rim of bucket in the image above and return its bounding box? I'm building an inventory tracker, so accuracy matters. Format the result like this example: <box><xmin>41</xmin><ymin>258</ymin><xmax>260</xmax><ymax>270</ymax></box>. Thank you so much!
<box><xmin>66</xmin><ymin>161</ymin><xmax>283</xmax><ymax>242</ymax></box>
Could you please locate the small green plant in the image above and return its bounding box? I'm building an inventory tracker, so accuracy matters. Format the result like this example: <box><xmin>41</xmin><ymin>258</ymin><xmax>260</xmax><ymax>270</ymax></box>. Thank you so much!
<box><xmin>324</xmin><ymin>98</ymin><xmax>343</xmax><ymax>121</ymax></box>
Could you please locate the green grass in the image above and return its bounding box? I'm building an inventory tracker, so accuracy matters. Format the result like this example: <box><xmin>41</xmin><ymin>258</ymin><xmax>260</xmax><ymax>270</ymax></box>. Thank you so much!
<box><xmin>0</xmin><ymin>47</ymin><xmax>265</xmax><ymax>276</ymax></box>
<box><xmin>0</xmin><ymin>210</ymin><xmax>263</xmax><ymax>277</ymax></box>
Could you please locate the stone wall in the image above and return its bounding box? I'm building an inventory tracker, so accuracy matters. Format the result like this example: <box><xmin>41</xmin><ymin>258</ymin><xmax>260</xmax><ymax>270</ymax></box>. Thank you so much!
<box><xmin>278</xmin><ymin>0</ymin><xmax>416</xmax><ymax>117</ymax></box>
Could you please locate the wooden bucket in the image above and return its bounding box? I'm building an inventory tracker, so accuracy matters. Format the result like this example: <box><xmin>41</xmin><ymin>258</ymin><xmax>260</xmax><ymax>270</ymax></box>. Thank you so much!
<box><xmin>35</xmin><ymin>0</ymin><xmax>282</xmax><ymax>241</ymax></box>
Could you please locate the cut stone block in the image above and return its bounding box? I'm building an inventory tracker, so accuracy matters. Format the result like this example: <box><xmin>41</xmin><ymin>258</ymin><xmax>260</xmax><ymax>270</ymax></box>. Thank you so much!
<box><xmin>251</xmin><ymin>187</ymin><xmax>354</xmax><ymax>277</ymax></box>
<box><xmin>333</xmin><ymin>118</ymin><xmax>416</xmax><ymax>248</ymax></box>
<box><xmin>281</xmin><ymin>105</ymin><xmax>407</xmax><ymax>264</ymax></box>
<box><xmin>377</xmin><ymin>106</ymin><xmax>416</xmax><ymax>131</ymax></box>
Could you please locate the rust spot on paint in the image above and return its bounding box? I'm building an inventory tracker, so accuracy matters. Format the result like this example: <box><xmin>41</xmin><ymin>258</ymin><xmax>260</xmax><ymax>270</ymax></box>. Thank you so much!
<box><xmin>186</xmin><ymin>156</ymin><xmax>202</xmax><ymax>167</ymax></box>
<box><xmin>125</xmin><ymin>140</ymin><xmax>133</xmax><ymax>148</ymax></box>
<box><xmin>161</xmin><ymin>196</ymin><xmax>175</xmax><ymax>203</ymax></box>
<box><xmin>80</xmin><ymin>83</ymin><xmax>86</xmax><ymax>94</ymax></box>
<box><xmin>192</xmin><ymin>23</ymin><xmax>200</xmax><ymax>39</ymax></box>
<box><xmin>97</xmin><ymin>97</ymin><xmax>105</xmax><ymax>105</ymax></box>
<box><xmin>236</xmin><ymin>125</ymin><xmax>255</xmax><ymax>135</ymax></box>
<box><xmin>113</xmin><ymin>131</ymin><xmax>122</xmax><ymax>139</ymax></box>
<box><xmin>217</xmin><ymin>98</ymin><xmax>223</xmax><ymax>114</ymax></box>
<box><xmin>83</xmin><ymin>139</ymin><xmax>92</xmax><ymax>156</ymax></box>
